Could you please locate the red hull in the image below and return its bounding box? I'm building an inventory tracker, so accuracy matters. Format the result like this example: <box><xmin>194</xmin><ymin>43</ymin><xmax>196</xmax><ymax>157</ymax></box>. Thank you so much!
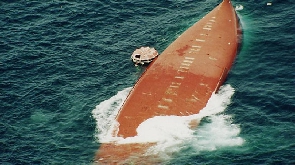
<box><xmin>96</xmin><ymin>0</ymin><xmax>240</xmax><ymax>164</ymax></box>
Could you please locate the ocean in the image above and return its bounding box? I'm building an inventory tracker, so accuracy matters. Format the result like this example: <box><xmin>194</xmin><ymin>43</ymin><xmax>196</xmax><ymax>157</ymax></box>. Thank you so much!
<box><xmin>1</xmin><ymin>0</ymin><xmax>294</xmax><ymax>164</ymax></box>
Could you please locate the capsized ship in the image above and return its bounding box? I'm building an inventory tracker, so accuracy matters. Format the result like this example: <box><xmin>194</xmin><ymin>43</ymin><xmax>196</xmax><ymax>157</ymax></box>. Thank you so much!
<box><xmin>95</xmin><ymin>0</ymin><xmax>241</xmax><ymax>164</ymax></box>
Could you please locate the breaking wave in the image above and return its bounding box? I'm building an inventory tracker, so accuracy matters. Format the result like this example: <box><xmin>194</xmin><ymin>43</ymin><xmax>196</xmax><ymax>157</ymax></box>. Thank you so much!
<box><xmin>92</xmin><ymin>84</ymin><xmax>244</xmax><ymax>158</ymax></box>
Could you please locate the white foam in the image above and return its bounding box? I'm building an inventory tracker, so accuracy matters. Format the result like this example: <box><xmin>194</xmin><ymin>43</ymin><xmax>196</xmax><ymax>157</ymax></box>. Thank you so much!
<box><xmin>92</xmin><ymin>84</ymin><xmax>244</xmax><ymax>157</ymax></box>
<box><xmin>91</xmin><ymin>87</ymin><xmax>132</xmax><ymax>142</ymax></box>
<box><xmin>235</xmin><ymin>4</ymin><xmax>244</xmax><ymax>11</ymax></box>
<box><xmin>191</xmin><ymin>114</ymin><xmax>244</xmax><ymax>152</ymax></box>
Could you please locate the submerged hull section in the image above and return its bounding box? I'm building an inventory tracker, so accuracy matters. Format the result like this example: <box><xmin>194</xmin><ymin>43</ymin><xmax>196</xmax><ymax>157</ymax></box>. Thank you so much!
<box><xmin>96</xmin><ymin>0</ymin><xmax>241</xmax><ymax>163</ymax></box>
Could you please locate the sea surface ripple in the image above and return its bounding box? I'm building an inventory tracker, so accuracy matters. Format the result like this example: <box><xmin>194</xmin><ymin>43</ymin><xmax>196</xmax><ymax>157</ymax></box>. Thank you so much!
<box><xmin>1</xmin><ymin>0</ymin><xmax>295</xmax><ymax>164</ymax></box>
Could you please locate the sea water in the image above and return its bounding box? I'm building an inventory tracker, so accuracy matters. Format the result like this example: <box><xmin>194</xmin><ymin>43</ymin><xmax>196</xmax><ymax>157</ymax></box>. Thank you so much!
<box><xmin>1</xmin><ymin>0</ymin><xmax>294</xmax><ymax>164</ymax></box>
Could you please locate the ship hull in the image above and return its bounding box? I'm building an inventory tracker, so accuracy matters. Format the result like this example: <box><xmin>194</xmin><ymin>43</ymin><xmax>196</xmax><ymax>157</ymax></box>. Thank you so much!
<box><xmin>96</xmin><ymin>0</ymin><xmax>241</xmax><ymax>164</ymax></box>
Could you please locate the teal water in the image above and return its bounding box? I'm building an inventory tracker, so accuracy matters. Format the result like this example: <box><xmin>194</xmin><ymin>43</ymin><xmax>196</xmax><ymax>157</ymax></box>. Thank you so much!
<box><xmin>1</xmin><ymin>0</ymin><xmax>295</xmax><ymax>164</ymax></box>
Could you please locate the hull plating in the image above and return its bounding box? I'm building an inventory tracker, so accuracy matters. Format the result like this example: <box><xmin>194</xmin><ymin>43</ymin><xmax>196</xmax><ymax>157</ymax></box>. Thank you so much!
<box><xmin>96</xmin><ymin>0</ymin><xmax>241</xmax><ymax>163</ymax></box>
